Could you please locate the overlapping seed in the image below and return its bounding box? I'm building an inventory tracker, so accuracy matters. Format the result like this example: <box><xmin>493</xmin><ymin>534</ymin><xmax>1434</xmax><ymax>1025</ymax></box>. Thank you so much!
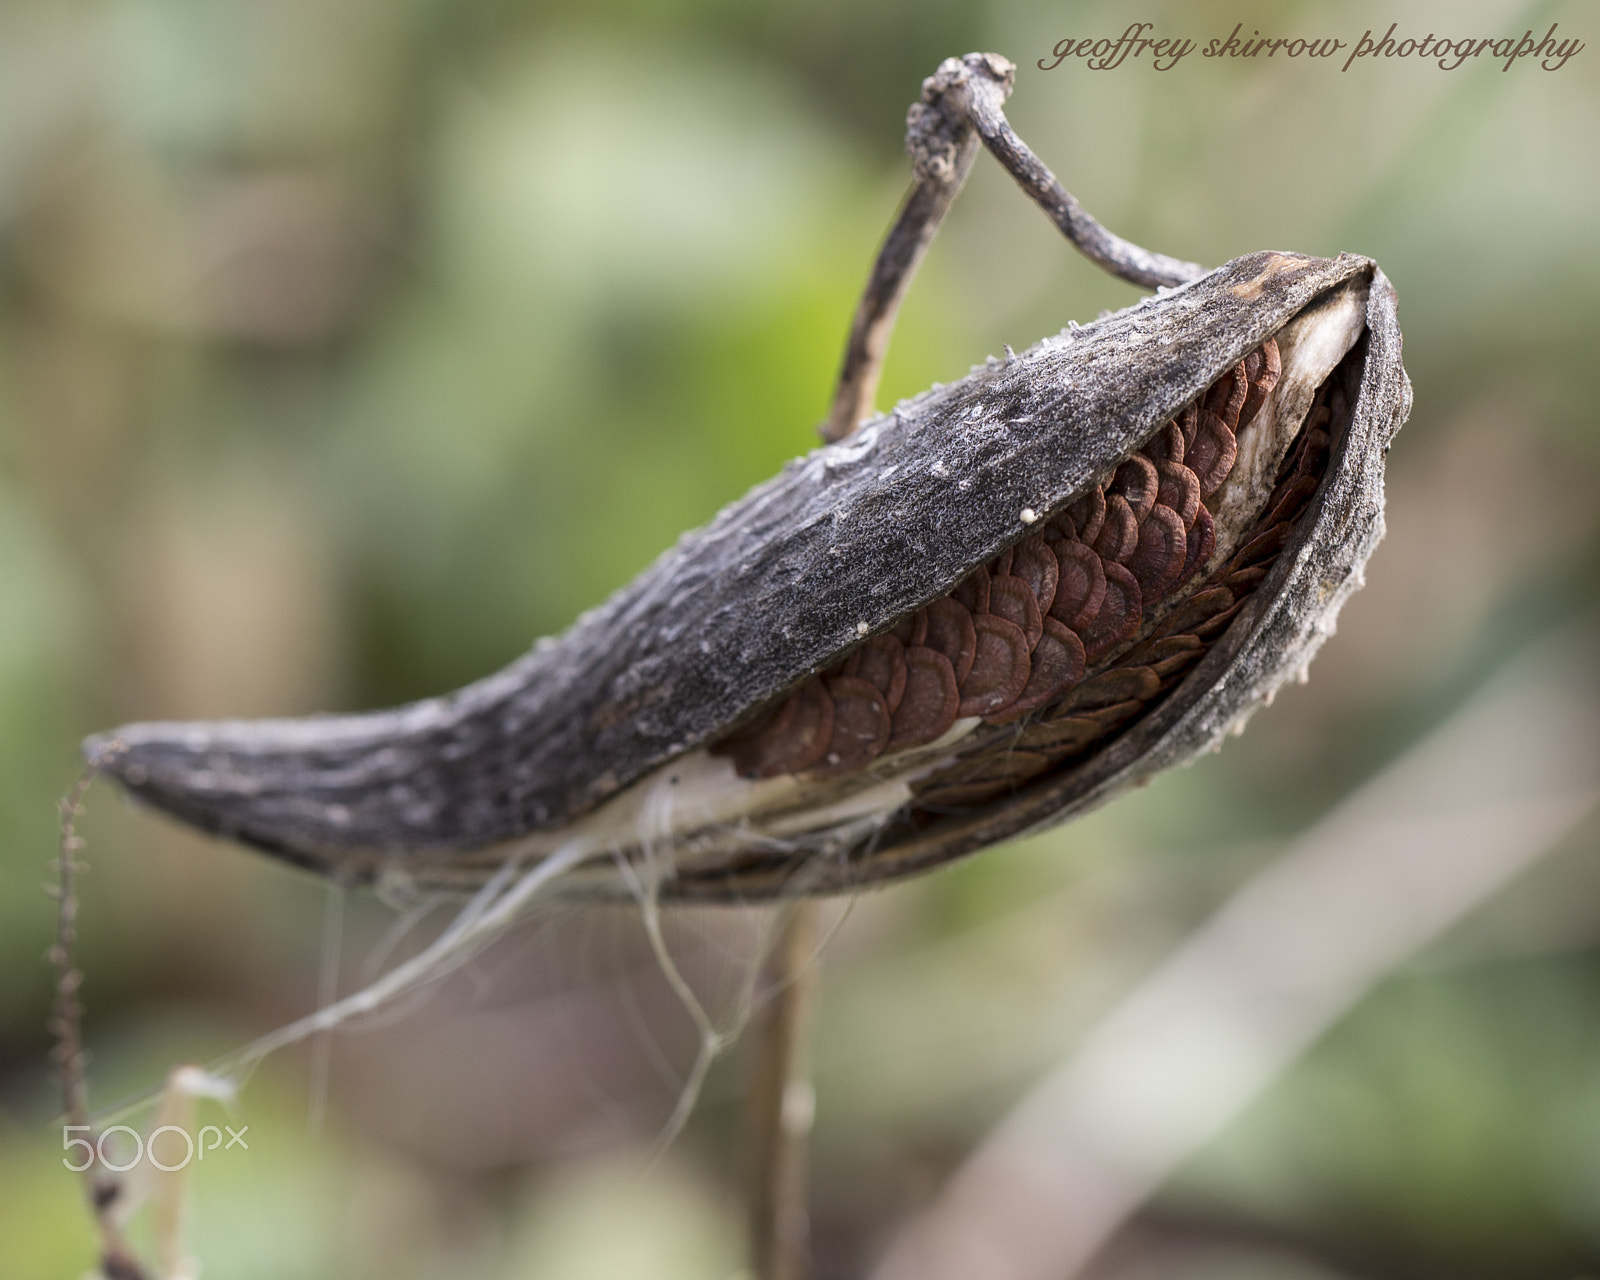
<box><xmin>717</xmin><ymin>338</ymin><xmax>1322</xmax><ymax>794</ymax></box>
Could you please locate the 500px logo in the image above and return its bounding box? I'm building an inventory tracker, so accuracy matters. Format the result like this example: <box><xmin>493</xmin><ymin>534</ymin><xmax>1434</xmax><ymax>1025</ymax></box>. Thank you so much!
<box><xmin>62</xmin><ymin>1123</ymin><xmax>249</xmax><ymax>1173</ymax></box>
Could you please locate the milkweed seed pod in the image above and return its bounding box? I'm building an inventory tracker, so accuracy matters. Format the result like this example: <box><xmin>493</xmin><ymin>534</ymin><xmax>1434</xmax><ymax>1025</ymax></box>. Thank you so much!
<box><xmin>85</xmin><ymin>250</ymin><xmax>1409</xmax><ymax>901</ymax></box>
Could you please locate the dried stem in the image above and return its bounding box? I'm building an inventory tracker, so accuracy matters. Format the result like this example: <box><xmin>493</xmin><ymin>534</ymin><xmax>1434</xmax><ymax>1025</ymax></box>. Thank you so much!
<box><xmin>820</xmin><ymin>67</ymin><xmax>986</xmax><ymax>441</ymax></box>
<box><xmin>51</xmin><ymin>758</ymin><xmax>150</xmax><ymax>1280</ymax></box>
<box><xmin>821</xmin><ymin>52</ymin><xmax>1202</xmax><ymax>443</ymax></box>
<box><xmin>950</xmin><ymin>56</ymin><xmax>1205</xmax><ymax>290</ymax></box>
<box><xmin>747</xmin><ymin>901</ymin><xmax>823</xmax><ymax>1280</ymax></box>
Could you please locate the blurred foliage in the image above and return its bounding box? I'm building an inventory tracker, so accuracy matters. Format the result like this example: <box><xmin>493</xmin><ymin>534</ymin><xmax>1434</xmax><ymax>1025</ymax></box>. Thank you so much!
<box><xmin>1</xmin><ymin>0</ymin><xmax>1597</xmax><ymax>1276</ymax></box>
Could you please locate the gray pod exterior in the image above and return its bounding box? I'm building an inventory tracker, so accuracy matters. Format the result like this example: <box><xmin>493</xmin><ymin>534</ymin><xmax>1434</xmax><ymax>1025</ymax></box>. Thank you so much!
<box><xmin>83</xmin><ymin>250</ymin><xmax>1408</xmax><ymax>886</ymax></box>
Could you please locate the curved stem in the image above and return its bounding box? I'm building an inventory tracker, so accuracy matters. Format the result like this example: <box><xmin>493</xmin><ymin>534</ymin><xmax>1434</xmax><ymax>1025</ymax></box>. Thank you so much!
<box><xmin>822</xmin><ymin>53</ymin><xmax>1204</xmax><ymax>443</ymax></box>
<box><xmin>950</xmin><ymin>58</ymin><xmax>1205</xmax><ymax>290</ymax></box>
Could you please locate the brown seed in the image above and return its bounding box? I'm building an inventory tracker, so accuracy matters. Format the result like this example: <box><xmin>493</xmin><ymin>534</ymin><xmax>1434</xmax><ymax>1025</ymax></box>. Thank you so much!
<box><xmin>953</xmin><ymin>567</ymin><xmax>991</xmax><ymax>615</ymax></box>
<box><xmin>1232</xmin><ymin>521</ymin><xmax>1292</xmax><ymax>568</ymax></box>
<box><xmin>1058</xmin><ymin>665</ymin><xmax>1160</xmax><ymax>712</ymax></box>
<box><xmin>1204</xmin><ymin>361</ymin><xmax>1248</xmax><ymax>430</ymax></box>
<box><xmin>1188</xmin><ymin>411</ymin><xmax>1238</xmax><ymax>497</ymax></box>
<box><xmin>1239</xmin><ymin>337</ymin><xmax>1281</xmax><ymax>430</ymax></box>
<box><xmin>988</xmin><ymin>575</ymin><xmax>1044</xmax><ymax>651</ymax></box>
<box><xmin>1141</xmin><ymin>635</ymin><xmax>1206</xmax><ymax>679</ymax></box>
<box><xmin>1068</xmin><ymin>486</ymin><xmax>1106</xmax><ymax>546</ymax></box>
<box><xmin>1193</xmin><ymin>598</ymin><xmax>1247</xmax><ymax>640</ymax></box>
<box><xmin>990</xmin><ymin>546</ymin><xmax>1014</xmax><ymax>577</ymax></box>
<box><xmin>891</xmin><ymin>608</ymin><xmax>928</xmax><ymax>647</ymax></box>
<box><xmin>1080</xmin><ymin>562</ymin><xmax>1142</xmax><ymax>663</ymax></box>
<box><xmin>1112</xmin><ymin>455</ymin><xmax>1160</xmax><ymax>523</ymax></box>
<box><xmin>1154</xmin><ymin>586</ymin><xmax>1235</xmax><ymax>640</ymax></box>
<box><xmin>1016</xmin><ymin>714</ymin><xmax>1104</xmax><ymax>755</ymax></box>
<box><xmin>1265</xmin><ymin>474</ymin><xmax>1320</xmax><ymax>527</ymax></box>
<box><xmin>986</xmin><ymin>618</ymin><xmax>1086</xmax><ymax>723</ymax></box>
<box><xmin>1156</xmin><ymin>459</ymin><xmax>1201</xmax><ymax>528</ymax></box>
<box><xmin>731</xmin><ymin>677</ymin><xmax>835</xmax><ymax>778</ymax></box>
<box><xmin>1083</xmin><ymin>698</ymin><xmax>1145</xmax><ymax>733</ymax></box>
<box><xmin>1050</xmin><ymin>540</ymin><xmax>1107</xmax><ymax>630</ymax></box>
<box><xmin>1297</xmin><ymin>428</ymin><xmax>1331</xmax><ymax>474</ymax></box>
<box><xmin>1143</xmin><ymin>421</ymin><xmax>1186</xmax><ymax>467</ymax></box>
<box><xmin>957</xmin><ymin>614</ymin><xmax>1033</xmax><ymax>717</ymax></box>
<box><xmin>844</xmin><ymin>634</ymin><xmax>908</xmax><ymax>713</ymax></box>
<box><xmin>924</xmin><ymin>597</ymin><xmax>978</xmax><ymax>685</ymax></box>
<box><xmin>1182</xmin><ymin>503</ymin><xmax>1216</xmax><ymax>579</ymax></box>
<box><xmin>1092</xmin><ymin>493</ymin><xmax>1140</xmax><ymax>563</ymax></box>
<box><xmin>887</xmin><ymin>647</ymin><xmax>960</xmax><ymax>751</ymax></box>
<box><xmin>1010</xmin><ymin>537</ymin><xmax>1059</xmax><ymax>617</ymax></box>
<box><xmin>715</xmin><ymin>694</ymin><xmax>796</xmax><ymax>750</ymax></box>
<box><xmin>916</xmin><ymin>751</ymin><xmax>1051</xmax><ymax>809</ymax></box>
<box><xmin>1224</xmin><ymin>565</ymin><xmax>1269</xmax><ymax>592</ymax></box>
<box><xmin>809</xmin><ymin>676</ymin><xmax>891</xmax><ymax>776</ymax></box>
<box><xmin>1126</xmin><ymin>503</ymin><xmax>1189</xmax><ymax>600</ymax></box>
<box><xmin>915</xmin><ymin>780</ymin><xmax>1007</xmax><ymax>808</ymax></box>
<box><xmin>1177</xmin><ymin>401</ymin><xmax>1199</xmax><ymax>451</ymax></box>
<box><xmin>917</xmin><ymin>748</ymin><xmax>1052</xmax><ymax>801</ymax></box>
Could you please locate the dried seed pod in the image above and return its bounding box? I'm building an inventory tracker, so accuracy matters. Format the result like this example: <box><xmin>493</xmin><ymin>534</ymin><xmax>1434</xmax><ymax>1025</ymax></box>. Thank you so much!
<box><xmin>85</xmin><ymin>251</ymin><xmax>1409</xmax><ymax>900</ymax></box>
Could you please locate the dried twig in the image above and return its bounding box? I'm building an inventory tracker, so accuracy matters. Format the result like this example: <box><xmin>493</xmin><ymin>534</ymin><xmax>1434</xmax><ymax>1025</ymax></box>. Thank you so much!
<box><xmin>821</xmin><ymin>52</ymin><xmax>1202</xmax><ymax>442</ymax></box>
<box><xmin>747</xmin><ymin>901</ymin><xmax>823</xmax><ymax>1280</ymax></box>
<box><xmin>949</xmin><ymin>54</ymin><xmax>1204</xmax><ymax>290</ymax></box>
<box><xmin>820</xmin><ymin>60</ymin><xmax>987</xmax><ymax>441</ymax></box>
<box><xmin>50</xmin><ymin>758</ymin><xmax>150</xmax><ymax>1280</ymax></box>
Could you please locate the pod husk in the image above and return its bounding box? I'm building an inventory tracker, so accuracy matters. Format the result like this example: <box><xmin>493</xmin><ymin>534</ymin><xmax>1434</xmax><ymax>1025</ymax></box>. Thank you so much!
<box><xmin>85</xmin><ymin>250</ymin><xmax>1408</xmax><ymax>892</ymax></box>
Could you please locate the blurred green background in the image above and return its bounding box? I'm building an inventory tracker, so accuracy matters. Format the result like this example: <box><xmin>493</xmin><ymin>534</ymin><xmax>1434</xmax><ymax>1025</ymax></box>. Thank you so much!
<box><xmin>1</xmin><ymin>0</ymin><xmax>1597</xmax><ymax>1276</ymax></box>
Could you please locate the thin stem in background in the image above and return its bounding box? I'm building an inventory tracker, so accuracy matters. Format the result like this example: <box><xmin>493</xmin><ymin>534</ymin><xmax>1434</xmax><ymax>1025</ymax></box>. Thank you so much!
<box><xmin>748</xmin><ymin>901</ymin><xmax>823</xmax><ymax>1280</ymax></box>
<box><xmin>50</xmin><ymin>758</ymin><xmax>150</xmax><ymax>1280</ymax></box>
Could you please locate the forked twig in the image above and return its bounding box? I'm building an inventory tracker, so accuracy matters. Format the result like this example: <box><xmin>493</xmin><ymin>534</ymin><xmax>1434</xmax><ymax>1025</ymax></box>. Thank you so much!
<box><xmin>952</xmin><ymin>56</ymin><xmax>1204</xmax><ymax>291</ymax></box>
<box><xmin>822</xmin><ymin>52</ymin><xmax>1204</xmax><ymax>442</ymax></box>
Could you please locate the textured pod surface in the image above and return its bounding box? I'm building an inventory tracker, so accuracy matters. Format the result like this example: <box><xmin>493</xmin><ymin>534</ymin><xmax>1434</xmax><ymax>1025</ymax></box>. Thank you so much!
<box><xmin>85</xmin><ymin>250</ymin><xmax>1408</xmax><ymax>898</ymax></box>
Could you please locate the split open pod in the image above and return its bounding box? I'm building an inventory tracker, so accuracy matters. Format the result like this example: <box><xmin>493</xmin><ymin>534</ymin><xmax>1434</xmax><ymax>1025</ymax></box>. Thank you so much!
<box><xmin>86</xmin><ymin>249</ymin><xmax>1410</xmax><ymax>901</ymax></box>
